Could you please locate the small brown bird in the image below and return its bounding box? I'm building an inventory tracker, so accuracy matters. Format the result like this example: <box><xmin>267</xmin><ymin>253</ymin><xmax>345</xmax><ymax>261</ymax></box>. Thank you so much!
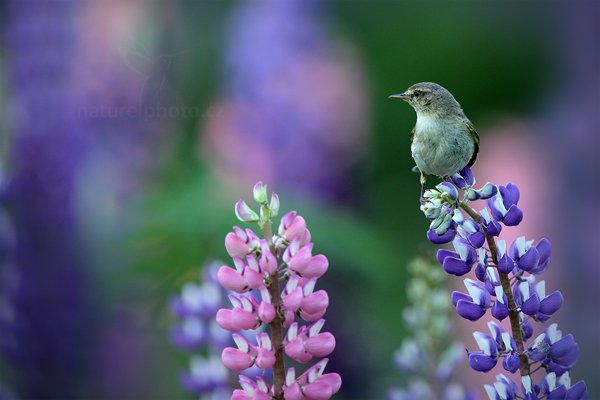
<box><xmin>390</xmin><ymin>82</ymin><xmax>479</xmax><ymax>188</ymax></box>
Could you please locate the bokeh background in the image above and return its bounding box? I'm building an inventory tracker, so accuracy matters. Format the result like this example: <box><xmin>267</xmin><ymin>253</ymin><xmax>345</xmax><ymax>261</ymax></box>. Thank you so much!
<box><xmin>0</xmin><ymin>0</ymin><xmax>598</xmax><ymax>399</ymax></box>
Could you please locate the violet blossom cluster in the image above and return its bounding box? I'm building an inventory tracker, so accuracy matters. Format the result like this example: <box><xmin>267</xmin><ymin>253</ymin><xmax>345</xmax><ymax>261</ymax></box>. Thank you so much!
<box><xmin>168</xmin><ymin>262</ymin><xmax>231</xmax><ymax>399</ymax></box>
<box><xmin>216</xmin><ymin>182</ymin><xmax>340</xmax><ymax>400</ymax></box>
<box><xmin>420</xmin><ymin>167</ymin><xmax>588</xmax><ymax>399</ymax></box>
<box><xmin>388</xmin><ymin>257</ymin><xmax>476</xmax><ymax>400</ymax></box>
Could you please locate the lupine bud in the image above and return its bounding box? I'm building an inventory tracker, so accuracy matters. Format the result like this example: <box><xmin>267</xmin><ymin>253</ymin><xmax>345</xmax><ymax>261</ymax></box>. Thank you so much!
<box><xmin>253</xmin><ymin>181</ymin><xmax>268</xmax><ymax>204</ymax></box>
<box><xmin>269</xmin><ymin>192</ymin><xmax>280</xmax><ymax>216</ymax></box>
<box><xmin>235</xmin><ymin>199</ymin><xmax>260</xmax><ymax>222</ymax></box>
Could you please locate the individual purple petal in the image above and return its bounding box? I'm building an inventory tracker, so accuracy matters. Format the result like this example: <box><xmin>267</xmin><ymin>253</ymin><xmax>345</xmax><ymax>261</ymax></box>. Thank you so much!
<box><xmin>547</xmin><ymin>361</ymin><xmax>570</xmax><ymax>376</ymax></box>
<box><xmin>443</xmin><ymin>257</ymin><xmax>473</xmax><ymax>276</ymax></box>
<box><xmin>427</xmin><ymin>228</ymin><xmax>456</xmax><ymax>244</ymax></box>
<box><xmin>502</xmin><ymin>354</ymin><xmax>520</xmax><ymax>373</ymax></box>
<box><xmin>488</xmin><ymin>197</ymin><xmax>505</xmax><ymax>222</ymax></box>
<box><xmin>491</xmin><ymin>299</ymin><xmax>509</xmax><ymax>321</ymax></box>
<box><xmin>451</xmin><ymin>167</ymin><xmax>474</xmax><ymax>188</ymax></box>
<box><xmin>475</xmin><ymin>263</ymin><xmax>486</xmax><ymax>282</ymax></box>
<box><xmin>465</xmin><ymin>279</ymin><xmax>491</xmax><ymax>308</ymax></box>
<box><xmin>483</xmin><ymin>278</ymin><xmax>495</xmax><ymax>296</ymax></box>
<box><xmin>497</xmin><ymin>254</ymin><xmax>515</xmax><ymax>274</ymax></box>
<box><xmin>502</xmin><ymin>205</ymin><xmax>523</xmax><ymax>226</ymax></box>
<box><xmin>486</xmin><ymin>220</ymin><xmax>502</xmax><ymax>236</ymax></box>
<box><xmin>521</xmin><ymin>293</ymin><xmax>540</xmax><ymax>316</ymax></box>
<box><xmin>468</xmin><ymin>353</ymin><xmax>497</xmax><ymax>372</ymax></box>
<box><xmin>546</xmin><ymin>384</ymin><xmax>567</xmax><ymax>399</ymax></box>
<box><xmin>536</xmin><ymin>238</ymin><xmax>552</xmax><ymax>263</ymax></box>
<box><xmin>437</xmin><ymin>249</ymin><xmax>457</xmax><ymax>265</ymax></box>
<box><xmin>535</xmin><ymin>313</ymin><xmax>552</xmax><ymax>323</ymax></box>
<box><xmin>528</xmin><ymin>347</ymin><xmax>547</xmax><ymax>363</ymax></box>
<box><xmin>539</xmin><ymin>291</ymin><xmax>563</xmax><ymax>316</ymax></box>
<box><xmin>517</xmin><ymin>247</ymin><xmax>540</xmax><ymax>272</ymax></box>
<box><xmin>504</xmin><ymin>183</ymin><xmax>520</xmax><ymax>205</ymax></box>
<box><xmin>566</xmin><ymin>381</ymin><xmax>588</xmax><ymax>399</ymax></box>
<box><xmin>467</xmin><ymin>232</ymin><xmax>485</xmax><ymax>248</ymax></box>
<box><xmin>461</xmin><ymin>167</ymin><xmax>475</xmax><ymax>186</ymax></box>
<box><xmin>522</xmin><ymin>319</ymin><xmax>533</xmax><ymax>340</ymax></box>
<box><xmin>454</xmin><ymin>238</ymin><xmax>477</xmax><ymax>263</ymax></box>
<box><xmin>436</xmin><ymin>249</ymin><xmax>459</xmax><ymax>264</ymax></box>
<box><xmin>456</xmin><ymin>300</ymin><xmax>486</xmax><ymax>321</ymax></box>
<box><xmin>532</xmin><ymin>238</ymin><xmax>552</xmax><ymax>274</ymax></box>
<box><xmin>549</xmin><ymin>334</ymin><xmax>579</xmax><ymax>369</ymax></box>
<box><xmin>451</xmin><ymin>291</ymin><xmax>471</xmax><ymax>307</ymax></box>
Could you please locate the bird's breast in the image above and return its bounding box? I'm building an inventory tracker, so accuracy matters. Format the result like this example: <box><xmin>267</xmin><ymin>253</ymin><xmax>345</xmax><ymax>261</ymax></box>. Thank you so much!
<box><xmin>411</xmin><ymin>114</ymin><xmax>473</xmax><ymax>177</ymax></box>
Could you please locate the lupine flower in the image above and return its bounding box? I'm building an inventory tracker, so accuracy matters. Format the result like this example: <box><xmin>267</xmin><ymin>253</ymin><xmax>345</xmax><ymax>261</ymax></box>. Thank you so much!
<box><xmin>1</xmin><ymin>2</ymin><xmax>94</xmax><ymax>397</ymax></box>
<box><xmin>169</xmin><ymin>262</ymin><xmax>232</xmax><ymax>398</ymax></box>
<box><xmin>217</xmin><ymin>182</ymin><xmax>340</xmax><ymax>399</ymax></box>
<box><xmin>201</xmin><ymin>0</ymin><xmax>369</xmax><ymax>202</ymax></box>
<box><xmin>420</xmin><ymin>167</ymin><xmax>588</xmax><ymax>399</ymax></box>
<box><xmin>387</xmin><ymin>257</ymin><xmax>475</xmax><ymax>400</ymax></box>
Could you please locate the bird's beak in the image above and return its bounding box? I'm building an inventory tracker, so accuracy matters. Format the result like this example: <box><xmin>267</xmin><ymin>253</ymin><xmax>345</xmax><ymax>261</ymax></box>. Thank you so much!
<box><xmin>389</xmin><ymin>92</ymin><xmax>410</xmax><ymax>100</ymax></box>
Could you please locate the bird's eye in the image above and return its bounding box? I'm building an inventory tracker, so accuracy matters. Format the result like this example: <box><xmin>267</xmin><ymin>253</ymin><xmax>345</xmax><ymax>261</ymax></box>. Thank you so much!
<box><xmin>413</xmin><ymin>90</ymin><xmax>422</xmax><ymax>97</ymax></box>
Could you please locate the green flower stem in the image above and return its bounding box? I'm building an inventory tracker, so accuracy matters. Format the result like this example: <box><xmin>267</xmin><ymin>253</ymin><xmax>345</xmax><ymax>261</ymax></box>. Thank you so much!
<box><xmin>459</xmin><ymin>202</ymin><xmax>531</xmax><ymax>377</ymax></box>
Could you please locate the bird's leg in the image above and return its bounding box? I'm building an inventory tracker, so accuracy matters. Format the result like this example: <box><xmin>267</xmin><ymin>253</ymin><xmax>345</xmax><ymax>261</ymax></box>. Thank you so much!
<box><xmin>420</xmin><ymin>172</ymin><xmax>426</xmax><ymax>203</ymax></box>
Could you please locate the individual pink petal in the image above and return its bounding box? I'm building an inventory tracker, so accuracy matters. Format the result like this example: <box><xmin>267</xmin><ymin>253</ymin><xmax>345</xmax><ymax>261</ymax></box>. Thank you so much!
<box><xmin>288</xmin><ymin>246</ymin><xmax>312</xmax><ymax>274</ymax></box>
<box><xmin>259</xmin><ymin>251</ymin><xmax>278</xmax><ymax>274</ymax></box>
<box><xmin>258</xmin><ymin>301</ymin><xmax>276</xmax><ymax>324</ymax></box>
<box><xmin>318</xmin><ymin>373</ymin><xmax>342</xmax><ymax>395</ymax></box>
<box><xmin>244</xmin><ymin>266</ymin><xmax>264</xmax><ymax>289</ymax></box>
<box><xmin>255</xmin><ymin>348</ymin><xmax>276</xmax><ymax>370</ymax></box>
<box><xmin>283</xmin><ymin>310</ymin><xmax>295</xmax><ymax>328</ymax></box>
<box><xmin>231</xmin><ymin>307</ymin><xmax>258</xmax><ymax>330</ymax></box>
<box><xmin>222</xmin><ymin>347</ymin><xmax>254</xmax><ymax>371</ymax></box>
<box><xmin>225</xmin><ymin>232</ymin><xmax>250</xmax><ymax>258</ymax></box>
<box><xmin>283</xmin><ymin>382</ymin><xmax>302</xmax><ymax>400</ymax></box>
<box><xmin>305</xmin><ymin>333</ymin><xmax>336</xmax><ymax>357</ymax></box>
<box><xmin>284</xmin><ymin>338</ymin><xmax>311</xmax><ymax>363</ymax></box>
<box><xmin>235</xmin><ymin>199</ymin><xmax>259</xmax><ymax>222</ymax></box>
<box><xmin>299</xmin><ymin>229</ymin><xmax>311</xmax><ymax>246</ymax></box>
<box><xmin>232</xmin><ymin>389</ymin><xmax>252</xmax><ymax>400</ymax></box>
<box><xmin>300</xmin><ymin>309</ymin><xmax>326</xmax><ymax>322</ymax></box>
<box><xmin>302</xmin><ymin>380</ymin><xmax>334</xmax><ymax>400</ymax></box>
<box><xmin>285</xmin><ymin>215</ymin><xmax>307</xmax><ymax>242</ymax></box>
<box><xmin>217</xmin><ymin>266</ymin><xmax>247</xmax><ymax>292</ymax></box>
<box><xmin>301</xmin><ymin>290</ymin><xmax>329</xmax><ymax>314</ymax></box>
<box><xmin>279</xmin><ymin>211</ymin><xmax>297</xmax><ymax>233</ymax></box>
<box><xmin>283</xmin><ymin>287</ymin><xmax>303</xmax><ymax>311</ymax></box>
<box><xmin>302</xmin><ymin>255</ymin><xmax>328</xmax><ymax>279</ymax></box>
<box><xmin>216</xmin><ymin>309</ymin><xmax>238</xmax><ymax>331</ymax></box>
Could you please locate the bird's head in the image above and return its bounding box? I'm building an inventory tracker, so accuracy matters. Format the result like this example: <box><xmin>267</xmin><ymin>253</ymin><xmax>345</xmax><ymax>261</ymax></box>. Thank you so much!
<box><xmin>389</xmin><ymin>82</ymin><xmax>462</xmax><ymax>116</ymax></box>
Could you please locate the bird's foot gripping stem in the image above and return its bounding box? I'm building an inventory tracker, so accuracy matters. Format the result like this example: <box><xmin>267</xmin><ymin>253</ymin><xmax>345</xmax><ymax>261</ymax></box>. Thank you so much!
<box><xmin>419</xmin><ymin>172</ymin><xmax>426</xmax><ymax>203</ymax></box>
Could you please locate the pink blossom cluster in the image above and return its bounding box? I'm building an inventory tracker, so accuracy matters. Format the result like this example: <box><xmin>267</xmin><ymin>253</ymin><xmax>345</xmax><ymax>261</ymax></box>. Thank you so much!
<box><xmin>215</xmin><ymin>183</ymin><xmax>340</xmax><ymax>399</ymax></box>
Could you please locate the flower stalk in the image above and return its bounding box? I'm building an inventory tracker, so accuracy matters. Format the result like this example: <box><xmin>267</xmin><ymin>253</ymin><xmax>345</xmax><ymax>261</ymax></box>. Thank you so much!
<box><xmin>420</xmin><ymin>167</ymin><xmax>587</xmax><ymax>399</ymax></box>
<box><xmin>460</xmin><ymin>202</ymin><xmax>530</xmax><ymax>376</ymax></box>
<box><xmin>216</xmin><ymin>182</ymin><xmax>340</xmax><ymax>399</ymax></box>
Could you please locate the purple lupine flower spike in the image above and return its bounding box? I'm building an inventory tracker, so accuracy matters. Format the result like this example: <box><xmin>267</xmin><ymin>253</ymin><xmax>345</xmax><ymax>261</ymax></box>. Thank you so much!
<box><xmin>1</xmin><ymin>2</ymin><xmax>94</xmax><ymax>397</ymax></box>
<box><xmin>168</xmin><ymin>262</ymin><xmax>232</xmax><ymax>397</ymax></box>
<box><xmin>419</xmin><ymin>169</ymin><xmax>587</xmax><ymax>398</ymax></box>
<box><xmin>216</xmin><ymin>183</ymin><xmax>340</xmax><ymax>399</ymax></box>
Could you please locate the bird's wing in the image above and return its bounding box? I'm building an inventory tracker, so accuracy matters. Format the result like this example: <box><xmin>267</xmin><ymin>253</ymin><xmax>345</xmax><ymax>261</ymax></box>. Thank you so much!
<box><xmin>466</xmin><ymin>119</ymin><xmax>479</xmax><ymax>167</ymax></box>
